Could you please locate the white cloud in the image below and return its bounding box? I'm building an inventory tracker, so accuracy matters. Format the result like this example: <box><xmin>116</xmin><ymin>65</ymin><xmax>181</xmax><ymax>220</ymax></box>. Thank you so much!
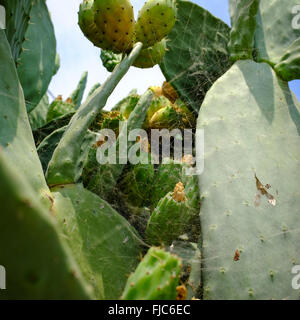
<box><xmin>47</xmin><ymin>0</ymin><xmax>165</xmax><ymax>110</ymax></box>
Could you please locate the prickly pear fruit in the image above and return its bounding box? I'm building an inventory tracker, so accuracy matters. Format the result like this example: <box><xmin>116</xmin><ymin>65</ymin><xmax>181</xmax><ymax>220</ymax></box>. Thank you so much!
<box><xmin>149</xmin><ymin>86</ymin><xmax>163</xmax><ymax>97</ymax></box>
<box><xmin>149</xmin><ymin>105</ymin><xmax>182</xmax><ymax>129</ymax></box>
<box><xmin>119</xmin><ymin>94</ymin><xmax>140</xmax><ymax>119</ymax></box>
<box><xmin>133</xmin><ymin>38</ymin><xmax>167</xmax><ymax>68</ymax></box>
<box><xmin>100</xmin><ymin>49</ymin><xmax>123</xmax><ymax>72</ymax></box>
<box><xmin>46</xmin><ymin>96</ymin><xmax>76</xmax><ymax>122</ymax></box>
<box><xmin>144</xmin><ymin>95</ymin><xmax>172</xmax><ymax>128</ymax></box>
<box><xmin>135</xmin><ymin>0</ymin><xmax>177</xmax><ymax>48</ymax></box>
<box><xmin>78</xmin><ymin>0</ymin><xmax>106</xmax><ymax>48</ymax></box>
<box><xmin>146</xmin><ymin>182</ymin><xmax>192</xmax><ymax>245</ymax></box>
<box><xmin>93</xmin><ymin>0</ymin><xmax>135</xmax><ymax>53</ymax></box>
<box><xmin>162</xmin><ymin>81</ymin><xmax>179</xmax><ymax>103</ymax></box>
<box><xmin>121</xmin><ymin>247</ymin><xmax>181</xmax><ymax>300</ymax></box>
<box><xmin>119</xmin><ymin>152</ymin><xmax>155</xmax><ymax>207</ymax></box>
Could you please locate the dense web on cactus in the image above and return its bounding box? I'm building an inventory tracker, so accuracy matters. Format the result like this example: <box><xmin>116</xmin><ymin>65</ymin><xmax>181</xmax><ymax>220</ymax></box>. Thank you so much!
<box><xmin>34</xmin><ymin>0</ymin><xmax>300</xmax><ymax>300</ymax></box>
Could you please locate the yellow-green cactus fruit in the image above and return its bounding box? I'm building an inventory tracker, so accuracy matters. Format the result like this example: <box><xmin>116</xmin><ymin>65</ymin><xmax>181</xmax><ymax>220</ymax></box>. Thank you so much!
<box><xmin>93</xmin><ymin>0</ymin><xmax>135</xmax><ymax>53</ymax></box>
<box><xmin>133</xmin><ymin>38</ymin><xmax>167</xmax><ymax>68</ymax></box>
<box><xmin>78</xmin><ymin>0</ymin><xmax>109</xmax><ymax>48</ymax></box>
<box><xmin>135</xmin><ymin>0</ymin><xmax>177</xmax><ymax>48</ymax></box>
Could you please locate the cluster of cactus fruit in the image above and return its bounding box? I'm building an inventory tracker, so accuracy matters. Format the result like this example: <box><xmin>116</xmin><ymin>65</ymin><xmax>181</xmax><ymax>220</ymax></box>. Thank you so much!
<box><xmin>0</xmin><ymin>0</ymin><xmax>299</xmax><ymax>300</ymax></box>
<box><xmin>79</xmin><ymin>0</ymin><xmax>176</xmax><ymax>68</ymax></box>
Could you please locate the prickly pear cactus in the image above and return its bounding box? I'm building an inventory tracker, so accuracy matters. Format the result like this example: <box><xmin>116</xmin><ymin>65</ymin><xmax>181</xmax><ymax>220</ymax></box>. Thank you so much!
<box><xmin>119</xmin><ymin>152</ymin><xmax>155</xmax><ymax>207</ymax></box>
<box><xmin>135</xmin><ymin>0</ymin><xmax>177</xmax><ymax>48</ymax></box>
<box><xmin>146</xmin><ymin>182</ymin><xmax>191</xmax><ymax>246</ymax></box>
<box><xmin>70</xmin><ymin>71</ymin><xmax>88</xmax><ymax>109</ymax></box>
<box><xmin>17</xmin><ymin>0</ymin><xmax>56</xmax><ymax>112</ymax></box>
<box><xmin>1</xmin><ymin>0</ymin><xmax>300</xmax><ymax>301</ymax></box>
<box><xmin>121</xmin><ymin>247</ymin><xmax>182</xmax><ymax>300</ymax></box>
<box><xmin>197</xmin><ymin>60</ymin><xmax>300</xmax><ymax>300</ymax></box>
<box><xmin>0</xmin><ymin>0</ymin><xmax>32</xmax><ymax>62</ymax></box>
<box><xmin>46</xmin><ymin>96</ymin><xmax>76</xmax><ymax>122</ymax></box>
<box><xmin>161</xmin><ymin>0</ymin><xmax>232</xmax><ymax>112</ymax></box>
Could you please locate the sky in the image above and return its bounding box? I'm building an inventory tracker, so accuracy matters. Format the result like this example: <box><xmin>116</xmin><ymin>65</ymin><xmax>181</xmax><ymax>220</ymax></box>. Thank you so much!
<box><xmin>47</xmin><ymin>0</ymin><xmax>300</xmax><ymax>110</ymax></box>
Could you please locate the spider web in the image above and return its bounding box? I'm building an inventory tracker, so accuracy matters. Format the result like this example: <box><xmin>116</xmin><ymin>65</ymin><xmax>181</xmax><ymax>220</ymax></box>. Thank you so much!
<box><xmin>32</xmin><ymin>0</ymin><xmax>300</xmax><ymax>300</ymax></box>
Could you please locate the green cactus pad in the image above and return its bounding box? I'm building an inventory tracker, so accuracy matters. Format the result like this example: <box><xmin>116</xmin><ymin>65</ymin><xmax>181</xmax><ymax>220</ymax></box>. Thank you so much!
<box><xmin>146</xmin><ymin>182</ymin><xmax>192</xmax><ymax>246</ymax></box>
<box><xmin>228</xmin><ymin>0</ymin><xmax>259</xmax><ymax>61</ymax></box>
<box><xmin>33</xmin><ymin>113</ymin><xmax>75</xmax><ymax>147</ymax></box>
<box><xmin>82</xmin><ymin>90</ymin><xmax>153</xmax><ymax>202</ymax></box>
<box><xmin>93</xmin><ymin>0</ymin><xmax>135</xmax><ymax>53</ymax></box>
<box><xmin>274</xmin><ymin>38</ymin><xmax>300</xmax><ymax>82</ymax></box>
<box><xmin>160</xmin><ymin>0</ymin><xmax>232</xmax><ymax>113</ymax></box>
<box><xmin>168</xmin><ymin>241</ymin><xmax>201</xmax><ymax>299</ymax></box>
<box><xmin>46</xmin><ymin>43</ymin><xmax>143</xmax><ymax>186</ymax></box>
<box><xmin>0</xmin><ymin>0</ymin><xmax>32</xmax><ymax>62</ymax></box>
<box><xmin>135</xmin><ymin>0</ymin><xmax>177</xmax><ymax>49</ymax></box>
<box><xmin>46</xmin><ymin>97</ymin><xmax>76</xmax><ymax>122</ymax></box>
<box><xmin>254</xmin><ymin>0</ymin><xmax>300</xmax><ymax>66</ymax></box>
<box><xmin>119</xmin><ymin>152</ymin><xmax>155</xmax><ymax>207</ymax></box>
<box><xmin>87</xmin><ymin>83</ymin><xmax>101</xmax><ymax>98</ymax></box>
<box><xmin>119</xmin><ymin>94</ymin><xmax>140</xmax><ymax>119</ymax></box>
<box><xmin>0</xmin><ymin>150</ymin><xmax>93</xmax><ymax>299</ymax></box>
<box><xmin>70</xmin><ymin>71</ymin><xmax>88</xmax><ymax>109</ymax></box>
<box><xmin>0</xmin><ymin>30</ymin><xmax>51</xmax><ymax>205</ymax></box>
<box><xmin>29</xmin><ymin>93</ymin><xmax>49</xmax><ymax>131</ymax></box>
<box><xmin>197</xmin><ymin>60</ymin><xmax>300</xmax><ymax>299</ymax></box>
<box><xmin>121</xmin><ymin>247</ymin><xmax>181</xmax><ymax>300</ymax></box>
<box><xmin>150</xmin><ymin>158</ymin><xmax>182</xmax><ymax>208</ymax></box>
<box><xmin>37</xmin><ymin>126</ymin><xmax>67</xmax><ymax>173</ymax></box>
<box><xmin>17</xmin><ymin>0</ymin><xmax>56</xmax><ymax>112</ymax></box>
<box><xmin>52</xmin><ymin>184</ymin><xmax>142</xmax><ymax>299</ymax></box>
<box><xmin>133</xmin><ymin>38</ymin><xmax>167</xmax><ymax>69</ymax></box>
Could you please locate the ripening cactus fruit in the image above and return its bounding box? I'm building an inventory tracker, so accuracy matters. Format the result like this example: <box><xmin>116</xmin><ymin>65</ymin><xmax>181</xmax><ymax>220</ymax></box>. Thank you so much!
<box><xmin>121</xmin><ymin>247</ymin><xmax>181</xmax><ymax>300</ymax></box>
<box><xmin>133</xmin><ymin>38</ymin><xmax>167</xmax><ymax>69</ymax></box>
<box><xmin>46</xmin><ymin>96</ymin><xmax>76</xmax><ymax>122</ymax></box>
<box><xmin>135</xmin><ymin>0</ymin><xmax>177</xmax><ymax>48</ymax></box>
<box><xmin>144</xmin><ymin>95</ymin><xmax>173</xmax><ymax>128</ymax></box>
<box><xmin>93</xmin><ymin>0</ymin><xmax>135</xmax><ymax>53</ymax></box>
<box><xmin>146</xmin><ymin>182</ymin><xmax>191</xmax><ymax>245</ymax></box>
<box><xmin>162</xmin><ymin>81</ymin><xmax>179</xmax><ymax>103</ymax></box>
<box><xmin>78</xmin><ymin>0</ymin><xmax>106</xmax><ymax>48</ymax></box>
